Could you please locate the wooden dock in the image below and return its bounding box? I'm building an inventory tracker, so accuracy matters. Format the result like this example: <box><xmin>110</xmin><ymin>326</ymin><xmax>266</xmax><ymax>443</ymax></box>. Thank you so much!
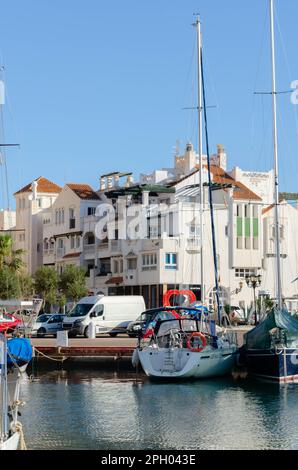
<box><xmin>31</xmin><ymin>336</ymin><xmax>137</xmax><ymax>361</ymax></box>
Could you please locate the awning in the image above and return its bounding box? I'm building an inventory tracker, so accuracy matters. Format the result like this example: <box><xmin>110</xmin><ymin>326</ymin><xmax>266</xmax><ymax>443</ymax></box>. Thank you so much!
<box><xmin>105</xmin><ymin>276</ymin><xmax>123</xmax><ymax>285</ymax></box>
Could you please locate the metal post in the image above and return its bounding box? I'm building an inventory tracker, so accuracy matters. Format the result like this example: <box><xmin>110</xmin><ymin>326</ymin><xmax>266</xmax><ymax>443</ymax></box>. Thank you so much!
<box><xmin>196</xmin><ymin>16</ymin><xmax>205</xmax><ymax>306</ymax></box>
<box><xmin>269</xmin><ymin>0</ymin><xmax>282</xmax><ymax>310</ymax></box>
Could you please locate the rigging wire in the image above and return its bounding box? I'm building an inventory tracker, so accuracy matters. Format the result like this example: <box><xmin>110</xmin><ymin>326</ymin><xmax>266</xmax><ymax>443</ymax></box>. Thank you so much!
<box><xmin>201</xmin><ymin>50</ymin><xmax>221</xmax><ymax>324</ymax></box>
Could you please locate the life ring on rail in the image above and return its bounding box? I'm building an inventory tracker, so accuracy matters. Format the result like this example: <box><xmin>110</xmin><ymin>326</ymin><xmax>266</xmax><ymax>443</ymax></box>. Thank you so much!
<box><xmin>186</xmin><ymin>332</ymin><xmax>207</xmax><ymax>353</ymax></box>
<box><xmin>163</xmin><ymin>289</ymin><xmax>197</xmax><ymax>307</ymax></box>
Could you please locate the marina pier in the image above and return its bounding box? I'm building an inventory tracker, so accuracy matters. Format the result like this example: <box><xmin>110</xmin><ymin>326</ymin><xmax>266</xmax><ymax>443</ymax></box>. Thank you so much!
<box><xmin>30</xmin><ymin>327</ymin><xmax>251</xmax><ymax>363</ymax></box>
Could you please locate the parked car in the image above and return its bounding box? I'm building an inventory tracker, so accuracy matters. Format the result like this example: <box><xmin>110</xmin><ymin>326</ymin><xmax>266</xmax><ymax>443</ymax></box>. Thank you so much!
<box><xmin>0</xmin><ymin>311</ymin><xmax>22</xmax><ymax>333</ymax></box>
<box><xmin>62</xmin><ymin>295</ymin><xmax>146</xmax><ymax>337</ymax></box>
<box><xmin>31</xmin><ymin>314</ymin><xmax>65</xmax><ymax>337</ymax></box>
<box><xmin>127</xmin><ymin>308</ymin><xmax>181</xmax><ymax>337</ymax></box>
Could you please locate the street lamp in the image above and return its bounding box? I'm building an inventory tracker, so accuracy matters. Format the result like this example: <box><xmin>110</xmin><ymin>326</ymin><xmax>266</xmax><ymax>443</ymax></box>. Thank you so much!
<box><xmin>245</xmin><ymin>274</ymin><xmax>262</xmax><ymax>325</ymax></box>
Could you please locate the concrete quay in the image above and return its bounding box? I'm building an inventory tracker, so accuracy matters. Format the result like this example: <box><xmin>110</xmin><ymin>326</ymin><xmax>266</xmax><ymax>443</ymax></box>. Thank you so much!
<box><xmin>30</xmin><ymin>326</ymin><xmax>252</xmax><ymax>363</ymax></box>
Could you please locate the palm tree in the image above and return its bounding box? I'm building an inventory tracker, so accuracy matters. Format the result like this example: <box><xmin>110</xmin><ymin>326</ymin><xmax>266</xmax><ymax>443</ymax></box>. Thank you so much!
<box><xmin>6</xmin><ymin>248</ymin><xmax>25</xmax><ymax>272</ymax></box>
<box><xmin>0</xmin><ymin>234</ymin><xmax>12</xmax><ymax>269</ymax></box>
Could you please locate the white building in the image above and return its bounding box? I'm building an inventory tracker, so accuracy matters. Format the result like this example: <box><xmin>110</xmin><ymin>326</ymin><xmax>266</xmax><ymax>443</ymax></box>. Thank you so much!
<box><xmin>11</xmin><ymin>144</ymin><xmax>298</xmax><ymax>312</ymax></box>
<box><xmin>42</xmin><ymin>183</ymin><xmax>100</xmax><ymax>274</ymax></box>
<box><xmin>13</xmin><ymin>177</ymin><xmax>62</xmax><ymax>274</ymax></box>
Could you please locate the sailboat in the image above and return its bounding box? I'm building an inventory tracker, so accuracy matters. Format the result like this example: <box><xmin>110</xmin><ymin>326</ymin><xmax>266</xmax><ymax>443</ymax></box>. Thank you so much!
<box><xmin>0</xmin><ymin>334</ymin><xmax>32</xmax><ymax>450</ymax></box>
<box><xmin>133</xmin><ymin>16</ymin><xmax>238</xmax><ymax>379</ymax></box>
<box><xmin>242</xmin><ymin>0</ymin><xmax>298</xmax><ymax>383</ymax></box>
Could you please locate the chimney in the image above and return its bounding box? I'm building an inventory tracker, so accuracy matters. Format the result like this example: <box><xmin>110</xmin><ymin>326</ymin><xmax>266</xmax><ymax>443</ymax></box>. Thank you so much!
<box><xmin>125</xmin><ymin>174</ymin><xmax>133</xmax><ymax>187</ymax></box>
<box><xmin>185</xmin><ymin>142</ymin><xmax>196</xmax><ymax>173</ymax></box>
<box><xmin>107</xmin><ymin>176</ymin><xmax>113</xmax><ymax>189</ymax></box>
<box><xmin>114</xmin><ymin>174</ymin><xmax>120</xmax><ymax>187</ymax></box>
<box><xmin>32</xmin><ymin>180</ymin><xmax>38</xmax><ymax>200</ymax></box>
<box><xmin>217</xmin><ymin>144</ymin><xmax>227</xmax><ymax>170</ymax></box>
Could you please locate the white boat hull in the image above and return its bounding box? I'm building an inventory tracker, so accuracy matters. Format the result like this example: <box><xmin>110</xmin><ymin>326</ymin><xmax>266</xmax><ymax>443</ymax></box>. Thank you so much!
<box><xmin>138</xmin><ymin>346</ymin><xmax>237</xmax><ymax>379</ymax></box>
<box><xmin>0</xmin><ymin>432</ymin><xmax>20</xmax><ymax>450</ymax></box>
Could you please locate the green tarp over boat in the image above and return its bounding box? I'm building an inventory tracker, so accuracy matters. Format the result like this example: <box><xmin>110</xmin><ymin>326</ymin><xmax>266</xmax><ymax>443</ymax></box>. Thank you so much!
<box><xmin>244</xmin><ymin>308</ymin><xmax>298</xmax><ymax>350</ymax></box>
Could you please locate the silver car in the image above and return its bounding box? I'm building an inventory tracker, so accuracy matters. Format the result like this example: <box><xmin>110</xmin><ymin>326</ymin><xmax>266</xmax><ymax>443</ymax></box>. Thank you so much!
<box><xmin>31</xmin><ymin>314</ymin><xmax>65</xmax><ymax>337</ymax></box>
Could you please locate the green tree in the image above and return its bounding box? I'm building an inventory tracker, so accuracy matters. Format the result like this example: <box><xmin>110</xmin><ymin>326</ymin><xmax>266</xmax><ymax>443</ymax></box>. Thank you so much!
<box><xmin>18</xmin><ymin>273</ymin><xmax>34</xmax><ymax>298</ymax></box>
<box><xmin>0</xmin><ymin>266</ymin><xmax>21</xmax><ymax>299</ymax></box>
<box><xmin>59</xmin><ymin>265</ymin><xmax>88</xmax><ymax>302</ymax></box>
<box><xmin>6</xmin><ymin>248</ymin><xmax>26</xmax><ymax>273</ymax></box>
<box><xmin>0</xmin><ymin>234</ymin><xmax>12</xmax><ymax>269</ymax></box>
<box><xmin>34</xmin><ymin>266</ymin><xmax>59</xmax><ymax>308</ymax></box>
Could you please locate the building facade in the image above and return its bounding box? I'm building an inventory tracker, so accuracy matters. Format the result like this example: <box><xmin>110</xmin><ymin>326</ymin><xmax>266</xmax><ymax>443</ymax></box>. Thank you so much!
<box><xmin>9</xmin><ymin>144</ymin><xmax>298</xmax><ymax>312</ymax></box>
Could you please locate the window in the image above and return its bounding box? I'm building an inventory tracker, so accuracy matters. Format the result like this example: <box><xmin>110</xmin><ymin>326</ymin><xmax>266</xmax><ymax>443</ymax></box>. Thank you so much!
<box><xmin>85</xmin><ymin>233</ymin><xmax>95</xmax><ymax>245</ymax></box>
<box><xmin>189</xmin><ymin>225</ymin><xmax>200</xmax><ymax>238</ymax></box>
<box><xmin>127</xmin><ymin>258</ymin><xmax>137</xmax><ymax>270</ymax></box>
<box><xmin>113</xmin><ymin>259</ymin><xmax>119</xmax><ymax>273</ymax></box>
<box><xmin>272</xmin><ymin>224</ymin><xmax>285</xmax><ymax>240</ymax></box>
<box><xmin>55</xmin><ymin>210</ymin><xmax>59</xmax><ymax>225</ymax></box>
<box><xmin>37</xmin><ymin>198</ymin><xmax>42</xmax><ymax>208</ymax></box>
<box><xmin>165</xmin><ymin>253</ymin><xmax>177</xmax><ymax>270</ymax></box>
<box><xmin>88</xmin><ymin>207</ymin><xmax>96</xmax><ymax>216</ymax></box>
<box><xmin>69</xmin><ymin>208</ymin><xmax>76</xmax><ymax>229</ymax></box>
<box><xmin>235</xmin><ymin>268</ymin><xmax>257</xmax><ymax>278</ymax></box>
<box><xmin>70</xmin><ymin>236</ymin><xmax>75</xmax><ymax>249</ymax></box>
<box><xmin>111</xmin><ymin>258</ymin><xmax>123</xmax><ymax>273</ymax></box>
<box><xmin>76</xmin><ymin>236</ymin><xmax>81</xmax><ymax>248</ymax></box>
<box><xmin>142</xmin><ymin>253</ymin><xmax>157</xmax><ymax>271</ymax></box>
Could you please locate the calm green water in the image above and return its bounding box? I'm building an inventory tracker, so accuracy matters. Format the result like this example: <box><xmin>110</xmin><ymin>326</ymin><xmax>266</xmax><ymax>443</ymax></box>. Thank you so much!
<box><xmin>19</xmin><ymin>365</ymin><xmax>298</xmax><ymax>450</ymax></box>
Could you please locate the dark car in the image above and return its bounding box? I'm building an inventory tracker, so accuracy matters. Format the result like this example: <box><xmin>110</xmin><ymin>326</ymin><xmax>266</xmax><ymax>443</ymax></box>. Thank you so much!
<box><xmin>126</xmin><ymin>308</ymin><xmax>181</xmax><ymax>337</ymax></box>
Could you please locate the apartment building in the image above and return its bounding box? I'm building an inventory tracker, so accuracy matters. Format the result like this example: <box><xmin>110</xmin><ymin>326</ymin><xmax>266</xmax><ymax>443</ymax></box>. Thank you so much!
<box><xmin>10</xmin><ymin>143</ymin><xmax>298</xmax><ymax>311</ymax></box>
<box><xmin>13</xmin><ymin>177</ymin><xmax>62</xmax><ymax>274</ymax></box>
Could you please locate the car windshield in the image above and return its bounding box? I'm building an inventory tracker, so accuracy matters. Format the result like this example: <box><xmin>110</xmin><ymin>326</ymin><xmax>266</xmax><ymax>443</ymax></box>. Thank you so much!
<box><xmin>68</xmin><ymin>304</ymin><xmax>93</xmax><ymax>317</ymax></box>
<box><xmin>140</xmin><ymin>310</ymin><xmax>178</xmax><ymax>323</ymax></box>
<box><xmin>37</xmin><ymin>314</ymin><xmax>51</xmax><ymax>323</ymax></box>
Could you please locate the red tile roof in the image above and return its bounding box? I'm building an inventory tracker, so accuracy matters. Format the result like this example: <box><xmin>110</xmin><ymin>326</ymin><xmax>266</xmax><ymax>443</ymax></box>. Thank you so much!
<box><xmin>14</xmin><ymin>177</ymin><xmax>62</xmax><ymax>195</ymax></box>
<box><xmin>171</xmin><ymin>165</ymin><xmax>262</xmax><ymax>201</ymax></box>
<box><xmin>67</xmin><ymin>184</ymin><xmax>99</xmax><ymax>200</ymax></box>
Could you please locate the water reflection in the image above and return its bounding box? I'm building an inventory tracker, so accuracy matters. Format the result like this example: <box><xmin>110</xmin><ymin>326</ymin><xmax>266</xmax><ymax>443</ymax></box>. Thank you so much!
<box><xmin>20</xmin><ymin>369</ymin><xmax>298</xmax><ymax>450</ymax></box>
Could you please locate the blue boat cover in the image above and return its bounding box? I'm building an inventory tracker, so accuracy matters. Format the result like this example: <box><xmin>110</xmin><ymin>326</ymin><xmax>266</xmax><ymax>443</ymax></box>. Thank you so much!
<box><xmin>244</xmin><ymin>308</ymin><xmax>298</xmax><ymax>350</ymax></box>
<box><xmin>7</xmin><ymin>338</ymin><xmax>33</xmax><ymax>366</ymax></box>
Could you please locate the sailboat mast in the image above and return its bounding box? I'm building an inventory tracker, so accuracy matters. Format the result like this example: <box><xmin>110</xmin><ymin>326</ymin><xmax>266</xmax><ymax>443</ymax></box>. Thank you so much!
<box><xmin>195</xmin><ymin>16</ymin><xmax>205</xmax><ymax>305</ymax></box>
<box><xmin>269</xmin><ymin>0</ymin><xmax>282</xmax><ymax>310</ymax></box>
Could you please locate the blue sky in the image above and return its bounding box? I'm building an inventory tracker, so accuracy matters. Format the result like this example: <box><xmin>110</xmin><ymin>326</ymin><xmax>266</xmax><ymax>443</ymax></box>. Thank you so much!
<box><xmin>0</xmin><ymin>0</ymin><xmax>298</xmax><ymax>209</ymax></box>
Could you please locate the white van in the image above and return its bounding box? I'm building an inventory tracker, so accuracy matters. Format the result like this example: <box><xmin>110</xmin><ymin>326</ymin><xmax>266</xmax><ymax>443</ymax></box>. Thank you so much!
<box><xmin>62</xmin><ymin>295</ymin><xmax>146</xmax><ymax>337</ymax></box>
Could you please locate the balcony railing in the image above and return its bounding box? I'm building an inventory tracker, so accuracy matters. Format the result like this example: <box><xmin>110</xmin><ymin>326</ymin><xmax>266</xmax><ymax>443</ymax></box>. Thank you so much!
<box><xmin>186</xmin><ymin>238</ymin><xmax>201</xmax><ymax>251</ymax></box>
<box><xmin>98</xmin><ymin>242</ymin><xmax>109</xmax><ymax>251</ymax></box>
<box><xmin>43</xmin><ymin>248</ymin><xmax>55</xmax><ymax>256</ymax></box>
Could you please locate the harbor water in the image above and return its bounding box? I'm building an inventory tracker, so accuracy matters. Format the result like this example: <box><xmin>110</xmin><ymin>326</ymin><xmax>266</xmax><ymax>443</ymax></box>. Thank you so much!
<box><xmin>19</xmin><ymin>363</ymin><xmax>298</xmax><ymax>450</ymax></box>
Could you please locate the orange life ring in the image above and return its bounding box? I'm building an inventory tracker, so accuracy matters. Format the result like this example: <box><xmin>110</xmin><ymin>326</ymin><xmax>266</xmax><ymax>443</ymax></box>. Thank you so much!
<box><xmin>186</xmin><ymin>332</ymin><xmax>207</xmax><ymax>353</ymax></box>
<box><xmin>163</xmin><ymin>289</ymin><xmax>197</xmax><ymax>307</ymax></box>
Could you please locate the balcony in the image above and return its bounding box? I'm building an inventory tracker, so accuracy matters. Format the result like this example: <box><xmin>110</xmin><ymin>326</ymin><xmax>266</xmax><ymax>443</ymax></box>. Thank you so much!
<box><xmin>83</xmin><ymin>244</ymin><xmax>96</xmax><ymax>260</ymax></box>
<box><xmin>186</xmin><ymin>238</ymin><xmax>201</xmax><ymax>252</ymax></box>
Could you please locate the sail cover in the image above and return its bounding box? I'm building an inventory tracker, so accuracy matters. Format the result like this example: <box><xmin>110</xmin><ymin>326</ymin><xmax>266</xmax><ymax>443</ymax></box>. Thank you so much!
<box><xmin>7</xmin><ymin>338</ymin><xmax>33</xmax><ymax>366</ymax></box>
<box><xmin>244</xmin><ymin>308</ymin><xmax>298</xmax><ymax>350</ymax></box>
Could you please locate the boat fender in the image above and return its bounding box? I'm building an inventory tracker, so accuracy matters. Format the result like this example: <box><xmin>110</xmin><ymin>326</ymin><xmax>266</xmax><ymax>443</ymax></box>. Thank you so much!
<box><xmin>132</xmin><ymin>348</ymin><xmax>140</xmax><ymax>368</ymax></box>
<box><xmin>186</xmin><ymin>332</ymin><xmax>207</xmax><ymax>353</ymax></box>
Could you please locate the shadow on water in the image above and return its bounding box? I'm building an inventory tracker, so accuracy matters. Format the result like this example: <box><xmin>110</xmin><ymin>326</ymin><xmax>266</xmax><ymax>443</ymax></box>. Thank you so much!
<box><xmin>20</xmin><ymin>362</ymin><xmax>298</xmax><ymax>450</ymax></box>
